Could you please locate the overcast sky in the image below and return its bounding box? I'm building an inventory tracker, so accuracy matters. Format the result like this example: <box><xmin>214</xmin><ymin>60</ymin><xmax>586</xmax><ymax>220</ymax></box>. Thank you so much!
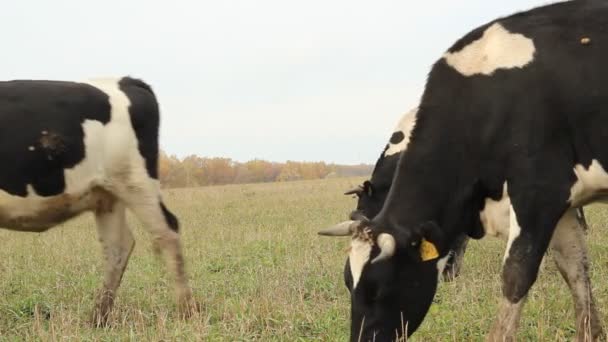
<box><xmin>3</xmin><ymin>0</ymin><xmax>553</xmax><ymax>164</ymax></box>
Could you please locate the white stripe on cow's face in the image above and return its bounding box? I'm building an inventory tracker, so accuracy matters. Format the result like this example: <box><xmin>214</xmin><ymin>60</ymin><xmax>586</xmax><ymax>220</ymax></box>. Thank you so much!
<box><xmin>384</xmin><ymin>108</ymin><xmax>418</xmax><ymax>157</ymax></box>
<box><xmin>569</xmin><ymin>159</ymin><xmax>608</xmax><ymax>207</ymax></box>
<box><xmin>349</xmin><ymin>238</ymin><xmax>373</xmax><ymax>289</ymax></box>
<box><xmin>443</xmin><ymin>23</ymin><xmax>536</xmax><ymax>77</ymax></box>
<box><xmin>503</xmin><ymin>204</ymin><xmax>522</xmax><ymax>263</ymax></box>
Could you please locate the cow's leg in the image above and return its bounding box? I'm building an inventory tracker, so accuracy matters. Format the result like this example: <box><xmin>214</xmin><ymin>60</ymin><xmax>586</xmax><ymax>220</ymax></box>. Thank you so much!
<box><xmin>92</xmin><ymin>200</ymin><xmax>135</xmax><ymax>326</ymax></box>
<box><xmin>119</xmin><ymin>182</ymin><xmax>196</xmax><ymax>317</ymax></box>
<box><xmin>442</xmin><ymin>235</ymin><xmax>469</xmax><ymax>282</ymax></box>
<box><xmin>487</xmin><ymin>188</ymin><xmax>567</xmax><ymax>342</ymax></box>
<box><xmin>550</xmin><ymin>208</ymin><xmax>603</xmax><ymax>341</ymax></box>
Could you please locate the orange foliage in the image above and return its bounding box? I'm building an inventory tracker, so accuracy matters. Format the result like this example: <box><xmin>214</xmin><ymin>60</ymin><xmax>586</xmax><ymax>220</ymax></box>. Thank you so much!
<box><xmin>157</xmin><ymin>150</ymin><xmax>372</xmax><ymax>188</ymax></box>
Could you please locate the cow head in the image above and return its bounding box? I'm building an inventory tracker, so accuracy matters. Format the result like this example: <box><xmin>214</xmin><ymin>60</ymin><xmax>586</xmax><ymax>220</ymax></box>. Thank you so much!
<box><xmin>344</xmin><ymin>180</ymin><xmax>389</xmax><ymax>221</ymax></box>
<box><xmin>319</xmin><ymin>218</ymin><xmax>446</xmax><ymax>341</ymax></box>
<box><xmin>344</xmin><ymin>149</ymin><xmax>399</xmax><ymax>221</ymax></box>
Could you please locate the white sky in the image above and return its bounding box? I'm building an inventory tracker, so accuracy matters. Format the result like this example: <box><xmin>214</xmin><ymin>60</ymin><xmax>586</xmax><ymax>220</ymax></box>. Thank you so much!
<box><xmin>2</xmin><ymin>0</ymin><xmax>552</xmax><ymax>164</ymax></box>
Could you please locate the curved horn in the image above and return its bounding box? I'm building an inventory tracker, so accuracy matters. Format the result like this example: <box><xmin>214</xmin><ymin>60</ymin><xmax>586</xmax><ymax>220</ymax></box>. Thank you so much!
<box><xmin>318</xmin><ymin>220</ymin><xmax>358</xmax><ymax>236</ymax></box>
<box><xmin>371</xmin><ymin>233</ymin><xmax>396</xmax><ymax>264</ymax></box>
<box><xmin>344</xmin><ymin>185</ymin><xmax>364</xmax><ymax>196</ymax></box>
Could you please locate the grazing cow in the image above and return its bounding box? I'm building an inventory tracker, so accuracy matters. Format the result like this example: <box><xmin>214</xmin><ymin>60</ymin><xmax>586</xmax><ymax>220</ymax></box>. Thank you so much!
<box><xmin>325</xmin><ymin>107</ymin><xmax>594</xmax><ymax>340</ymax></box>
<box><xmin>0</xmin><ymin>77</ymin><xmax>195</xmax><ymax>325</ymax></box>
<box><xmin>343</xmin><ymin>108</ymin><xmax>471</xmax><ymax>282</ymax></box>
<box><xmin>341</xmin><ymin>108</ymin><xmax>590</xmax><ymax>283</ymax></box>
<box><xmin>320</xmin><ymin>1</ymin><xmax>608</xmax><ymax>341</ymax></box>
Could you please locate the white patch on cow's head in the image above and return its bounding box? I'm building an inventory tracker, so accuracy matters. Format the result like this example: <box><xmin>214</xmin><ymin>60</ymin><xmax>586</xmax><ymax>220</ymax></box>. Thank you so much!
<box><xmin>503</xmin><ymin>204</ymin><xmax>522</xmax><ymax>263</ymax></box>
<box><xmin>479</xmin><ymin>182</ymin><xmax>510</xmax><ymax>239</ymax></box>
<box><xmin>349</xmin><ymin>237</ymin><xmax>373</xmax><ymax>289</ymax></box>
<box><xmin>569</xmin><ymin>159</ymin><xmax>608</xmax><ymax>207</ymax></box>
<box><xmin>384</xmin><ymin>107</ymin><xmax>418</xmax><ymax>157</ymax></box>
<box><xmin>443</xmin><ymin>23</ymin><xmax>536</xmax><ymax>77</ymax></box>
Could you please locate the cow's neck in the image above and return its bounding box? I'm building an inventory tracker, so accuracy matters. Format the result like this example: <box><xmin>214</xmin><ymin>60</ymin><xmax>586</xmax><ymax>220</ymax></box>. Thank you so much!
<box><xmin>375</xmin><ymin>110</ymin><xmax>480</xmax><ymax>250</ymax></box>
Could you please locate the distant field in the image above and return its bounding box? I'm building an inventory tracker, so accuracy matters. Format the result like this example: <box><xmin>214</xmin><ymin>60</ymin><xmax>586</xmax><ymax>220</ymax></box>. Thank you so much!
<box><xmin>1</xmin><ymin>177</ymin><xmax>607</xmax><ymax>341</ymax></box>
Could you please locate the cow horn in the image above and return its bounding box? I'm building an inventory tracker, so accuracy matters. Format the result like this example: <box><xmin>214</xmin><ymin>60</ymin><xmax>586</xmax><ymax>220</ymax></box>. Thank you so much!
<box><xmin>318</xmin><ymin>220</ymin><xmax>358</xmax><ymax>236</ymax></box>
<box><xmin>371</xmin><ymin>233</ymin><xmax>396</xmax><ymax>264</ymax></box>
<box><xmin>344</xmin><ymin>185</ymin><xmax>364</xmax><ymax>196</ymax></box>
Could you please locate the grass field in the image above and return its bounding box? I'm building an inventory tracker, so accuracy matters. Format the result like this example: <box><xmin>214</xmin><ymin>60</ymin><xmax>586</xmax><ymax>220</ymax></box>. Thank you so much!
<box><xmin>1</xmin><ymin>177</ymin><xmax>608</xmax><ymax>341</ymax></box>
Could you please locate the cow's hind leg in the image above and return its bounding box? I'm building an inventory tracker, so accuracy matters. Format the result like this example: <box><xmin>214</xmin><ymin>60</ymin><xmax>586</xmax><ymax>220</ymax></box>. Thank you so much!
<box><xmin>121</xmin><ymin>187</ymin><xmax>196</xmax><ymax>317</ymax></box>
<box><xmin>92</xmin><ymin>199</ymin><xmax>135</xmax><ymax>326</ymax></box>
<box><xmin>550</xmin><ymin>208</ymin><xmax>603</xmax><ymax>341</ymax></box>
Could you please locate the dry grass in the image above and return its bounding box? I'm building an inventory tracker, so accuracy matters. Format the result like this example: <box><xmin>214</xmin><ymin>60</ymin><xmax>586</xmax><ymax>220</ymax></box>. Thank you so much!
<box><xmin>1</xmin><ymin>177</ymin><xmax>607</xmax><ymax>341</ymax></box>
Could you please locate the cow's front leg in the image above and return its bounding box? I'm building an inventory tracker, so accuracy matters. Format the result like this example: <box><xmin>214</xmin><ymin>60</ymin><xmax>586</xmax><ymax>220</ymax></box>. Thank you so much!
<box><xmin>92</xmin><ymin>200</ymin><xmax>135</xmax><ymax>327</ymax></box>
<box><xmin>487</xmin><ymin>194</ymin><xmax>565</xmax><ymax>342</ymax></box>
<box><xmin>441</xmin><ymin>234</ymin><xmax>469</xmax><ymax>282</ymax></box>
<box><xmin>550</xmin><ymin>208</ymin><xmax>603</xmax><ymax>341</ymax></box>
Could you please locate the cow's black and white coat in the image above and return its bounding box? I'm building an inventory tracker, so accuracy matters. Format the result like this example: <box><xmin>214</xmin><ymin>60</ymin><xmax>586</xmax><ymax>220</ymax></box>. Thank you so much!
<box><xmin>335</xmin><ymin>107</ymin><xmax>591</xmax><ymax>286</ymax></box>
<box><xmin>321</xmin><ymin>1</ymin><xmax>606</xmax><ymax>341</ymax></box>
<box><xmin>0</xmin><ymin>77</ymin><xmax>195</xmax><ymax>325</ymax></box>
<box><xmin>323</xmin><ymin>107</ymin><xmax>595</xmax><ymax>340</ymax></box>
<box><xmin>340</xmin><ymin>108</ymin><xmax>471</xmax><ymax>282</ymax></box>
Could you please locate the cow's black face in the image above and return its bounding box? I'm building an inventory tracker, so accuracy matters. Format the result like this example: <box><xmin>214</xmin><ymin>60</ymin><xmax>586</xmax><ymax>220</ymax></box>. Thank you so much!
<box><xmin>347</xmin><ymin>180</ymin><xmax>390</xmax><ymax>221</ymax></box>
<box><xmin>343</xmin><ymin>244</ymin><xmax>440</xmax><ymax>342</ymax></box>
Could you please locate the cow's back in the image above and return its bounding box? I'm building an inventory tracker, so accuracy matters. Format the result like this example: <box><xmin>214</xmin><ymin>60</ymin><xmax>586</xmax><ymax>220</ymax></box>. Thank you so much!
<box><xmin>0</xmin><ymin>77</ymin><xmax>160</xmax><ymax>231</ymax></box>
<box><xmin>413</xmin><ymin>0</ymin><xmax>608</xmax><ymax>198</ymax></box>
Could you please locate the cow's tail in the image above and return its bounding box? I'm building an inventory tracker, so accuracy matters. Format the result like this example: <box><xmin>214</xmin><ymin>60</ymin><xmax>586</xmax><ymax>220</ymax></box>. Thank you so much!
<box><xmin>150</xmin><ymin>200</ymin><xmax>180</xmax><ymax>256</ymax></box>
<box><xmin>160</xmin><ymin>201</ymin><xmax>179</xmax><ymax>233</ymax></box>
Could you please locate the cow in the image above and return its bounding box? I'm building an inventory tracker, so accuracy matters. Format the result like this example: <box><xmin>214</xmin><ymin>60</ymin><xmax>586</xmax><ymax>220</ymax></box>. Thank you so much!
<box><xmin>341</xmin><ymin>107</ymin><xmax>592</xmax><ymax>284</ymax></box>
<box><xmin>0</xmin><ymin>77</ymin><xmax>196</xmax><ymax>326</ymax></box>
<box><xmin>324</xmin><ymin>106</ymin><xmax>595</xmax><ymax>340</ymax></box>
<box><xmin>319</xmin><ymin>1</ymin><xmax>608</xmax><ymax>341</ymax></box>
<box><xmin>342</xmin><ymin>108</ymin><xmax>471</xmax><ymax>282</ymax></box>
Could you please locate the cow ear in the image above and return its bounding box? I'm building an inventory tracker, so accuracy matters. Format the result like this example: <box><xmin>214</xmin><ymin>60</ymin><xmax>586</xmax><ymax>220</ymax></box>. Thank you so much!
<box><xmin>419</xmin><ymin>239</ymin><xmax>439</xmax><ymax>262</ymax></box>
<box><xmin>418</xmin><ymin>221</ymin><xmax>444</xmax><ymax>262</ymax></box>
<box><xmin>362</xmin><ymin>181</ymin><xmax>373</xmax><ymax>197</ymax></box>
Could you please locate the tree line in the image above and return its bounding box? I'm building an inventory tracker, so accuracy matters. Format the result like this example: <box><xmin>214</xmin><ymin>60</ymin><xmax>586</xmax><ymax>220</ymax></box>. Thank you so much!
<box><xmin>158</xmin><ymin>151</ymin><xmax>373</xmax><ymax>188</ymax></box>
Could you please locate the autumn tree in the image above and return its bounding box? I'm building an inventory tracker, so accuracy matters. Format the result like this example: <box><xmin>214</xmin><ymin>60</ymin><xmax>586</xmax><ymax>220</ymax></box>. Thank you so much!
<box><xmin>157</xmin><ymin>150</ymin><xmax>370</xmax><ymax>188</ymax></box>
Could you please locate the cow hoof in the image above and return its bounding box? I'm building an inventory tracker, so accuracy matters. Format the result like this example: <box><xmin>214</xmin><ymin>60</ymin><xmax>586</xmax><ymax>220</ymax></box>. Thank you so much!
<box><xmin>91</xmin><ymin>310</ymin><xmax>111</xmax><ymax>328</ymax></box>
<box><xmin>576</xmin><ymin>328</ymin><xmax>605</xmax><ymax>342</ymax></box>
<box><xmin>178</xmin><ymin>298</ymin><xmax>201</xmax><ymax>319</ymax></box>
<box><xmin>91</xmin><ymin>292</ymin><xmax>114</xmax><ymax>327</ymax></box>
<box><xmin>441</xmin><ymin>268</ymin><xmax>460</xmax><ymax>282</ymax></box>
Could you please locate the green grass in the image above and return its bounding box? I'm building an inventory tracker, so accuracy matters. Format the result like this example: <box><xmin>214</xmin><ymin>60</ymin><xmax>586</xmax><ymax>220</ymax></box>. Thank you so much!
<box><xmin>1</xmin><ymin>177</ymin><xmax>607</xmax><ymax>341</ymax></box>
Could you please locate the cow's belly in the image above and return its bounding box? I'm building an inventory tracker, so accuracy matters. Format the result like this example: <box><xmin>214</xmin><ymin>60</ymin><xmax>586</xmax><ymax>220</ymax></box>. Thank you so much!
<box><xmin>479</xmin><ymin>166</ymin><xmax>608</xmax><ymax>241</ymax></box>
<box><xmin>0</xmin><ymin>185</ymin><xmax>112</xmax><ymax>232</ymax></box>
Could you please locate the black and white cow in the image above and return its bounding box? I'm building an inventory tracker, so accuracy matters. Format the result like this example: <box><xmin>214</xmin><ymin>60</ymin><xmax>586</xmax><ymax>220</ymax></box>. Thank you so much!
<box><xmin>0</xmin><ymin>77</ymin><xmax>195</xmax><ymax>325</ymax></box>
<box><xmin>326</xmin><ymin>108</ymin><xmax>595</xmax><ymax>340</ymax></box>
<box><xmin>342</xmin><ymin>108</ymin><xmax>471</xmax><ymax>282</ymax></box>
<box><xmin>320</xmin><ymin>1</ymin><xmax>607</xmax><ymax>341</ymax></box>
<box><xmin>340</xmin><ymin>107</ymin><xmax>591</xmax><ymax>283</ymax></box>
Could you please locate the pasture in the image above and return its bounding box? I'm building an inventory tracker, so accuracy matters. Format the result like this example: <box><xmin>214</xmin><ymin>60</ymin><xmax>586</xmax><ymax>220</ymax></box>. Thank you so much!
<box><xmin>1</xmin><ymin>177</ymin><xmax>607</xmax><ymax>341</ymax></box>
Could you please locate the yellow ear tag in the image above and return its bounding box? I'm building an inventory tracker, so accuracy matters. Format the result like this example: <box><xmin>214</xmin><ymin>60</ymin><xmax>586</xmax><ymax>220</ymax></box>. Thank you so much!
<box><xmin>420</xmin><ymin>239</ymin><xmax>439</xmax><ymax>261</ymax></box>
